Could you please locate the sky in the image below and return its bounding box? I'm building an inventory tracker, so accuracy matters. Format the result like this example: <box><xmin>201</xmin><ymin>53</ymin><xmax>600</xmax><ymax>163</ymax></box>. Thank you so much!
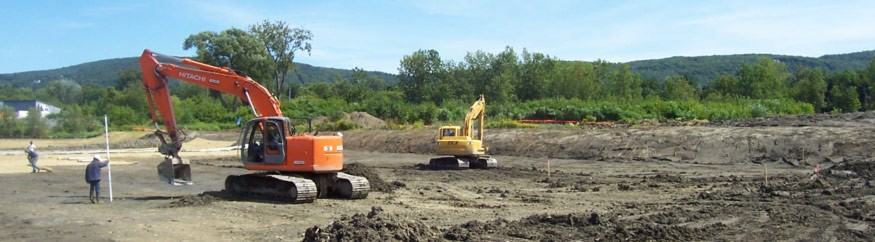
<box><xmin>1</xmin><ymin>0</ymin><xmax>874</xmax><ymax>74</ymax></box>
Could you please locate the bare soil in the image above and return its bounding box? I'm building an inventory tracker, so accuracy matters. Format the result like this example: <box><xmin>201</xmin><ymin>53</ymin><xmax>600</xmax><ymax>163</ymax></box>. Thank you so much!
<box><xmin>1</xmin><ymin>112</ymin><xmax>874</xmax><ymax>241</ymax></box>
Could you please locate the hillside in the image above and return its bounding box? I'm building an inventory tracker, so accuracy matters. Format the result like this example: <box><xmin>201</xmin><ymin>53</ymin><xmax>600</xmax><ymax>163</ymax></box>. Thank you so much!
<box><xmin>2</xmin><ymin>50</ymin><xmax>873</xmax><ymax>88</ymax></box>
<box><xmin>627</xmin><ymin>50</ymin><xmax>875</xmax><ymax>84</ymax></box>
<box><xmin>0</xmin><ymin>57</ymin><xmax>398</xmax><ymax>88</ymax></box>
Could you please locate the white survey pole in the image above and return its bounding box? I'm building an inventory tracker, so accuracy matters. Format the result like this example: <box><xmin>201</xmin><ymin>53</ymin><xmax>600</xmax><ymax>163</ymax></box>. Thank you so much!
<box><xmin>104</xmin><ymin>115</ymin><xmax>113</xmax><ymax>202</ymax></box>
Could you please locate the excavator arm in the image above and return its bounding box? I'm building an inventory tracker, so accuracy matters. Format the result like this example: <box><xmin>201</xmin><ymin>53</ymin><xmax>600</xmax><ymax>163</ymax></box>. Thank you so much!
<box><xmin>460</xmin><ymin>94</ymin><xmax>486</xmax><ymax>140</ymax></box>
<box><xmin>138</xmin><ymin>49</ymin><xmax>282</xmax><ymax>184</ymax></box>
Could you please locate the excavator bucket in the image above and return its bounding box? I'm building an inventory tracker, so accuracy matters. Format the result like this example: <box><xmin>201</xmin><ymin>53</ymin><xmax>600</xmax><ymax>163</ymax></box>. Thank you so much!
<box><xmin>157</xmin><ymin>157</ymin><xmax>193</xmax><ymax>185</ymax></box>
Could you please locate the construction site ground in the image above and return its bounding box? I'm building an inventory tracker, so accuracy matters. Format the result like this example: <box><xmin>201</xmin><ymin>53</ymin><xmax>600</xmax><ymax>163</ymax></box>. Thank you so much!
<box><xmin>1</xmin><ymin>112</ymin><xmax>874</xmax><ymax>241</ymax></box>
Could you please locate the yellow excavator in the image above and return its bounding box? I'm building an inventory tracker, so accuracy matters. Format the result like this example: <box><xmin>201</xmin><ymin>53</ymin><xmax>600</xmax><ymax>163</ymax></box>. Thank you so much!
<box><xmin>429</xmin><ymin>94</ymin><xmax>498</xmax><ymax>169</ymax></box>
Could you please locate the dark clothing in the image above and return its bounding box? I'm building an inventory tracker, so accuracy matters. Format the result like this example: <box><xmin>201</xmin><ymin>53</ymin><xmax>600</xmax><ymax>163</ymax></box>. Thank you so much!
<box><xmin>27</xmin><ymin>151</ymin><xmax>40</xmax><ymax>173</ymax></box>
<box><xmin>86</xmin><ymin>159</ymin><xmax>108</xmax><ymax>204</ymax></box>
<box><xmin>88</xmin><ymin>180</ymin><xmax>101</xmax><ymax>194</ymax></box>
<box><xmin>85</xmin><ymin>160</ymin><xmax>109</xmax><ymax>181</ymax></box>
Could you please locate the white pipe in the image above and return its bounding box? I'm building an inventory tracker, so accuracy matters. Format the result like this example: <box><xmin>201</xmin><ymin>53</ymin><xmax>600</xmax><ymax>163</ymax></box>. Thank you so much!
<box><xmin>104</xmin><ymin>115</ymin><xmax>113</xmax><ymax>202</ymax></box>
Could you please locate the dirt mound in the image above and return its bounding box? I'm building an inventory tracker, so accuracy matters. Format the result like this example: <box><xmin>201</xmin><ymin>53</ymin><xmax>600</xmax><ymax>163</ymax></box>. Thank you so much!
<box><xmin>161</xmin><ymin>191</ymin><xmax>230</xmax><ymax>208</ymax></box>
<box><xmin>347</xmin><ymin>112</ymin><xmax>386</xmax><ymax>129</ymax></box>
<box><xmin>709</xmin><ymin>111</ymin><xmax>875</xmax><ymax>127</ymax></box>
<box><xmin>302</xmin><ymin>206</ymin><xmax>441</xmax><ymax>242</ymax></box>
<box><xmin>312</xmin><ymin>112</ymin><xmax>386</xmax><ymax>130</ymax></box>
<box><xmin>303</xmin><ymin>208</ymin><xmax>725</xmax><ymax>242</ymax></box>
<box><xmin>342</xmin><ymin>163</ymin><xmax>400</xmax><ymax>193</ymax></box>
<box><xmin>444</xmin><ymin>211</ymin><xmax>725</xmax><ymax>241</ymax></box>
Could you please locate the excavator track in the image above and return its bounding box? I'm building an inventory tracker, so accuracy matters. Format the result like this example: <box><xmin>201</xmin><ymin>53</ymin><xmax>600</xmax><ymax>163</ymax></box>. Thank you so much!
<box><xmin>429</xmin><ymin>156</ymin><xmax>498</xmax><ymax>169</ymax></box>
<box><xmin>225</xmin><ymin>174</ymin><xmax>318</xmax><ymax>203</ymax></box>
<box><xmin>224</xmin><ymin>172</ymin><xmax>370</xmax><ymax>203</ymax></box>
<box><xmin>331</xmin><ymin>172</ymin><xmax>370</xmax><ymax>199</ymax></box>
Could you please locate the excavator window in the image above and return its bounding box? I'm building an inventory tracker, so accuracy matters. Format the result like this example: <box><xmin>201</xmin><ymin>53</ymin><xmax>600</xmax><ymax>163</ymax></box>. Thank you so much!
<box><xmin>265</xmin><ymin>122</ymin><xmax>282</xmax><ymax>154</ymax></box>
<box><xmin>442</xmin><ymin>129</ymin><xmax>456</xmax><ymax>137</ymax></box>
<box><xmin>246</xmin><ymin>125</ymin><xmax>265</xmax><ymax>163</ymax></box>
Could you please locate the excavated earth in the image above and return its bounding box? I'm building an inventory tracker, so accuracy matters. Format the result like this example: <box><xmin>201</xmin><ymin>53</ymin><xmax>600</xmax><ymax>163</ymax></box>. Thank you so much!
<box><xmin>1</xmin><ymin>112</ymin><xmax>874</xmax><ymax>241</ymax></box>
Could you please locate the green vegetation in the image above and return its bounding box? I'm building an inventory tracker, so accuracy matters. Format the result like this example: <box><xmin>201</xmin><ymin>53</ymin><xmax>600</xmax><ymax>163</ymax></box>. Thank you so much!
<box><xmin>1</xmin><ymin>20</ymin><xmax>875</xmax><ymax>138</ymax></box>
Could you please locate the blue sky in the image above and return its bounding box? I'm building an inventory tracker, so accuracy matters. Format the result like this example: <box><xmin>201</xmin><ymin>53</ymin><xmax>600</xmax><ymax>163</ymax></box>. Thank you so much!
<box><xmin>1</xmin><ymin>0</ymin><xmax>874</xmax><ymax>74</ymax></box>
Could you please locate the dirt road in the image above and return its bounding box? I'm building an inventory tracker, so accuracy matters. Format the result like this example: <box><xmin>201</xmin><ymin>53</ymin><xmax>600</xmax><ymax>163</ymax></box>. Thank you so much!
<box><xmin>1</xmin><ymin>112</ymin><xmax>873</xmax><ymax>241</ymax></box>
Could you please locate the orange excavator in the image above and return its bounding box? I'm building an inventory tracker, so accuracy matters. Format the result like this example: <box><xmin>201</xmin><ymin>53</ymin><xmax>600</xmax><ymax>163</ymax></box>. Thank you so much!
<box><xmin>138</xmin><ymin>49</ymin><xmax>369</xmax><ymax>203</ymax></box>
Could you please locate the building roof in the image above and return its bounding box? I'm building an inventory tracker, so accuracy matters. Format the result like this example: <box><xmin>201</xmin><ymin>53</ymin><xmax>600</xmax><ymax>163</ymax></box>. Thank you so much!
<box><xmin>0</xmin><ymin>100</ymin><xmax>59</xmax><ymax>112</ymax></box>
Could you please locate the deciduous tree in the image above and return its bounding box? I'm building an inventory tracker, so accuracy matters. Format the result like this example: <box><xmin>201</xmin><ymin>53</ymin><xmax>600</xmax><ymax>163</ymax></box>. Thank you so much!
<box><xmin>250</xmin><ymin>19</ymin><xmax>313</xmax><ymax>99</ymax></box>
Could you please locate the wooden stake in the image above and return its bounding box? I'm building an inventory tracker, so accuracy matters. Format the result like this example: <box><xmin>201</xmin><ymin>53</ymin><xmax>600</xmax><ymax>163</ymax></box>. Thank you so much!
<box><xmin>763</xmin><ymin>163</ymin><xmax>769</xmax><ymax>187</ymax></box>
<box><xmin>547</xmin><ymin>160</ymin><xmax>551</xmax><ymax>179</ymax></box>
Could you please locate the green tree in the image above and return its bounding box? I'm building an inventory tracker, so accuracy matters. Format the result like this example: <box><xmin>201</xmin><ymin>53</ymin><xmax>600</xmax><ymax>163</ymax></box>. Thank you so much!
<box><xmin>488</xmin><ymin>46</ymin><xmax>519</xmax><ymax>104</ymax></box>
<box><xmin>38</xmin><ymin>79</ymin><xmax>82</xmax><ymax>105</ymax></box>
<box><xmin>24</xmin><ymin>108</ymin><xmax>47</xmax><ymax>138</ymax></box>
<box><xmin>183</xmin><ymin>28</ymin><xmax>274</xmax><ymax>103</ymax></box>
<box><xmin>302</xmin><ymin>82</ymin><xmax>335</xmax><ymax>99</ymax></box>
<box><xmin>516</xmin><ymin>49</ymin><xmax>553</xmax><ymax>101</ymax></box>
<box><xmin>704</xmin><ymin>74</ymin><xmax>741</xmax><ymax>101</ymax></box>
<box><xmin>398</xmin><ymin>49</ymin><xmax>446</xmax><ymax>104</ymax></box>
<box><xmin>250</xmin><ymin>19</ymin><xmax>313</xmax><ymax>99</ymax></box>
<box><xmin>610</xmin><ymin>64</ymin><xmax>642</xmax><ymax>100</ymax></box>
<box><xmin>737</xmin><ymin>57</ymin><xmax>790</xmax><ymax>99</ymax></box>
<box><xmin>592</xmin><ymin>60</ymin><xmax>613</xmax><ymax>100</ymax></box>
<box><xmin>663</xmin><ymin>75</ymin><xmax>697</xmax><ymax>101</ymax></box>
<box><xmin>792</xmin><ymin>67</ymin><xmax>828</xmax><ymax>111</ymax></box>
<box><xmin>350</xmin><ymin>67</ymin><xmax>388</xmax><ymax>91</ymax></box>
<box><xmin>53</xmin><ymin>105</ymin><xmax>97</xmax><ymax>134</ymax></box>
<box><xmin>0</xmin><ymin>106</ymin><xmax>23</xmax><ymax>137</ymax></box>
<box><xmin>861</xmin><ymin>57</ymin><xmax>875</xmax><ymax>110</ymax></box>
<box><xmin>827</xmin><ymin>71</ymin><xmax>861</xmax><ymax>112</ymax></box>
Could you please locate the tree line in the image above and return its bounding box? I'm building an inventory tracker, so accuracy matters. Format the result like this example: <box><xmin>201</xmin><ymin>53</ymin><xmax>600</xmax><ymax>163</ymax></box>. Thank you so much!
<box><xmin>2</xmin><ymin>20</ymin><xmax>875</xmax><ymax>138</ymax></box>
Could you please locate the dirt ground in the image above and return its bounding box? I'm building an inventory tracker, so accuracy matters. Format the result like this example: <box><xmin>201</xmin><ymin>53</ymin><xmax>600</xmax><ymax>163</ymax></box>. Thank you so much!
<box><xmin>1</xmin><ymin>112</ymin><xmax>874</xmax><ymax>241</ymax></box>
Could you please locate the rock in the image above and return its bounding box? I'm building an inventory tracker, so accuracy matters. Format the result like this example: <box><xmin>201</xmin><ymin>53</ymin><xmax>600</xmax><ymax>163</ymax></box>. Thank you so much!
<box><xmin>825</xmin><ymin>156</ymin><xmax>845</xmax><ymax>163</ymax></box>
<box><xmin>782</xmin><ymin>157</ymin><xmax>800</xmax><ymax>167</ymax></box>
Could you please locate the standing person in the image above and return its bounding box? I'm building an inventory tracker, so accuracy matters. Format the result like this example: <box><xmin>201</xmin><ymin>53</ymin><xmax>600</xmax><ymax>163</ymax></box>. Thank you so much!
<box><xmin>85</xmin><ymin>155</ymin><xmax>110</xmax><ymax>204</ymax></box>
<box><xmin>26</xmin><ymin>141</ymin><xmax>40</xmax><ymax>173</ymax></box>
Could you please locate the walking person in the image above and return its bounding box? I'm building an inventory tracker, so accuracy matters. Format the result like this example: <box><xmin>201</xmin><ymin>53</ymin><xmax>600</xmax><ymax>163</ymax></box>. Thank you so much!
<box><xmin>85</xmin><ymin>155</ymin><xmax>110</xmax><ymax>204</ymax></box>
<box><xmin>26</xmin><ymin>141</ymin><xmax>40</xmax><ymax>173</ymax></box>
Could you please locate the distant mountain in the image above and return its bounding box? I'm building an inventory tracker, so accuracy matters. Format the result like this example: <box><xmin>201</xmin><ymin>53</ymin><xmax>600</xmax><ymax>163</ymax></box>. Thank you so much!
<box><xmin>3</xmin><ymin>50</ymin><xmax>873</xmax><ymax>89</ymax></box>
<box><xmin>627</xmin><ymin>50</ymin><xmax>875</xmax><ymax>84</ymax></box>
<box><xmin>0</xmin><ymin>57</ymin><xmax>398</xmax><ymax>88</ymax></box>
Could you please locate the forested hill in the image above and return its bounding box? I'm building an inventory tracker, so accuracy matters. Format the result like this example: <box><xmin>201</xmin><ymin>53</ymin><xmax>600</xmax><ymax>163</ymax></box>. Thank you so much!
<box><xmin>2</xmin><ymin>50</ymin><xmax>873</xmax><ymax>88</ymax></box>
<box><xmin>0</xmin><ymin>57</ymin><xmax>398</xmax><ymax>88</ymax></box>
<box><xmin>627</xmin><ymin>50</ymin><xmax>875</xmax><ymax>84</ymax></box>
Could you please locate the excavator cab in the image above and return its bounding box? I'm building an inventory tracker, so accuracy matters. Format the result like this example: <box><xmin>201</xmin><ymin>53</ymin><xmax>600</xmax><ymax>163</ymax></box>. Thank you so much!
<box><xmin>240</xmin><ymin>117</ymin><xmax>288</xmax><ymax>165</ymax></box>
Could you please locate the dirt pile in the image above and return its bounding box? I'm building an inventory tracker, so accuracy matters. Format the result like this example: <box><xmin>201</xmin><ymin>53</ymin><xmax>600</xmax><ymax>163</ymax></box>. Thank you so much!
<box><xmin>312</xmin><ymin>112</ymin><xmax>386</xmax><ymax>129</ymax></box>
<box><xmin>162</xmin><ymin>191</ymin><xmax>230</xmax><ymax>208</ymax></box>
<box><xmin>443</xmin><ymin>211</ymin><xmax>725</xmax><ymax>242</ymax></box>
<box><xmin>347</xmin><ymin>112</ymin><xmax>386</xmax><ymax>129</ymax></box>
<box><xmin>341</xmin><ymin>163</ymin><xmax>401</xmax><ymax>193</ymax></box>
<box><xmin>302</xmin><ymin>206</ymin><xmax>441</xmax><ymax>242</ymax></box>
<box><xmin>302</xmin><ymin>208</ymin><xmax>726</xmax><ymax>242</ymax></box>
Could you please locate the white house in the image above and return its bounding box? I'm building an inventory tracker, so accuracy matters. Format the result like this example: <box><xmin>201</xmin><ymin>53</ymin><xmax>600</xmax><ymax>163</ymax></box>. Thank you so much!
<box><xmin>0</xmin><ymin>100</ymin><xmax>61</xmax><ymax>118</ymax></box>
